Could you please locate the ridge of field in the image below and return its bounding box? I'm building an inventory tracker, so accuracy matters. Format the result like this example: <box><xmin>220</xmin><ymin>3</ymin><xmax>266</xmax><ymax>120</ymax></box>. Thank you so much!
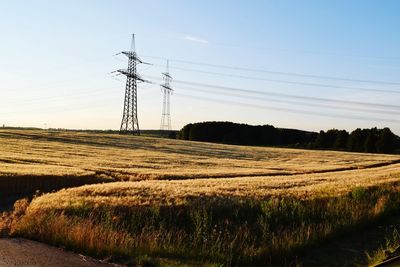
<box><xmin>1</xmin><ymin>129</ymin><xmax>399</xmax><ymax>184</ymax></box>
<box><xmin>26</xmin><ymin>162</ymin><xmax>400</xmax><ymax>209</ymax></box>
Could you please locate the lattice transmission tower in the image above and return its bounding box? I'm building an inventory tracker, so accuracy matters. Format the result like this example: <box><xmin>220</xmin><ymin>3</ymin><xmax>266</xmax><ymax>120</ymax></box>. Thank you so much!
<box><xmin>160</xmin><ymin>60</ymin><xmax>173</xmax><ymax>131</ymax></box>
<box><xmin>117</xmin><ymin>34</ymin><xmax>150</xmax><ymax>135</ymax></box>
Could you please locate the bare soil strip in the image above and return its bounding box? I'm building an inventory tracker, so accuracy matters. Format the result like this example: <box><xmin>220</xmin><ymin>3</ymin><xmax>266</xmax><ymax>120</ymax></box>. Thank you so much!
<box><xmin>0</xmin><ymin>238</ymin><xmax>119</xmax><ymax>267</ymax></box>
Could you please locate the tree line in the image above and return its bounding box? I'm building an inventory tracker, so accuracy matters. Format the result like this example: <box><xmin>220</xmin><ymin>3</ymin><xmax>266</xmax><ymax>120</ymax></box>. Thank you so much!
<box><xmin>176</xmin><ymin>121</ymin><xmax>400</xmax><ymax>154</ymax></box>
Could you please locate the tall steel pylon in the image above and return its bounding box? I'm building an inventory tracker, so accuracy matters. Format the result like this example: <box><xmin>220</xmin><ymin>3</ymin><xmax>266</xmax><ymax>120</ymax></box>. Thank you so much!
<box><xmin>160</xmin><ymin>60</ymin><xmax>173</xmax><ymax>131</ymax></box>
<box><xmin>117</xmin><ymin>34</ymin><xmax>149</xmax><ymax>135</ymax></box>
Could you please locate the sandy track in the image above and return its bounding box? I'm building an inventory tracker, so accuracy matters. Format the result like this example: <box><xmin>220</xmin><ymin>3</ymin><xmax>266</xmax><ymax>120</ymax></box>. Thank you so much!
<box><xmin>0</xmin><ymin>238</ymin><xmax>120</xmax><ymax>267</ymax></box>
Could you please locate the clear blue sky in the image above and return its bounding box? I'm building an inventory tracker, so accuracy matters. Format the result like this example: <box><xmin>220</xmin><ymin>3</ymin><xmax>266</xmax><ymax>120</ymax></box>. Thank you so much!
<box><xmin>1</xmin><ymin>0</ymin><xmax>399</xmax><ymax>134</ymax></box>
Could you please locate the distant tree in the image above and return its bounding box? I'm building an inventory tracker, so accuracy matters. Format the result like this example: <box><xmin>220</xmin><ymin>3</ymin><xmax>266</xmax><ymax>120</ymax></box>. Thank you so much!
<box><xmin>312</xmin><ymin>129</ymin><xmax>348</xmax><ymax>149</ymax></box>
<box><xmin>394</xmin><ymin>136</ymin><xmax>400</xmax><ymax>154</ymax></box>
<box><xmin>168</xmin><ymin>131</ymin><xmax>177</xmax><ymax>139</ymax></box>
<box><xmin>176</xmin><ymin>122</ymin><xmax>399</xmax><ymax>154</ymax></box>
<box><xmin>347</xmin><ymin>128</ymin><xmax>367</xmax><ymax>152</ymax></box>
<box><xmin>376</xmin><ymin>128</ymin><xmax>395</xmax><ymax>153</ymax></box>
<box><xmin>325</xmin><ymin>129</ymin><xmax>340</xmax><ymax>148</ymax></box>
<box><xmin>177</xmin><ymin>123</ymin><xmax>193</xmax><ymax>140</ymax></box>
<box><xmin>333</xmin><ymin>130</ymin><xmax>349</xmax><ymax>150</ymax></box>
<box><xmin>364</xmin><ymin>129</ymin><xmax>378</xmax><ymax>153</ymax></box>
<box><xmin>188</xmin><ymin>124</ymin><xmax>201</xmax><ymax>141</ymax></box>
<box><xmin>313</xmin><ymin>130</ymin><xmax>326</xmax><ymax>148</ymax></box>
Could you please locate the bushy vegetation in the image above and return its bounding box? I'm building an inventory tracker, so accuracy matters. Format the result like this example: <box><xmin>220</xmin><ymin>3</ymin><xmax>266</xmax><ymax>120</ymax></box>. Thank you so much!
<box><xmin>12</xmin><ymin>183</ymin><xmax>400</xmax><ymax>266</ymax></box>
<box><xmin>177</xmin><ymin>121</ymin><xmax>400</xmax><ymax>154</ymax></box>
<box><xmin>313</xmin><ymin>127</ymin><xmax>399</xmax><ymax>153</ymax></box>
<box><xmin>177</xmin><ymin>121</ymin><xmax>316</xmax><ymax>146</ymax></box>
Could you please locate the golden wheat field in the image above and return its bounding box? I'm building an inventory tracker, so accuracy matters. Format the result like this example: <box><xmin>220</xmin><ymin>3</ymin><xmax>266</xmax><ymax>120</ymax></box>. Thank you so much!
<box><xmin>2</xmin><ymin>128</ymin><xmax>400</xmax><ymax>201</ymax></box>
<box><xmin>3</xmin><ymin>129</ymin><xmax>400</xmax><ymax>266</ymax></box>
<box><xmin>27</xmin><ymin>162</ymin><xmax>400</xmax><ymax>210</ymax></box>
<box><xmin>1</xmin><ymin>129</ymin><xmax>399</xmax><ymax>181</ymax></box>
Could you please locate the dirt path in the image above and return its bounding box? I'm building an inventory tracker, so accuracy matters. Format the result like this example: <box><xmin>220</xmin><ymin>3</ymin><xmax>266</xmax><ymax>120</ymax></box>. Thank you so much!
<box><xmin>1</xmin><ymin>196</ymin><xmax>123</xmax><ymax>266</ymax></box>
<box><xmin>0</xmin><ymin>238</ymin><xmax>120</xmax><ymax>267</ymax></box>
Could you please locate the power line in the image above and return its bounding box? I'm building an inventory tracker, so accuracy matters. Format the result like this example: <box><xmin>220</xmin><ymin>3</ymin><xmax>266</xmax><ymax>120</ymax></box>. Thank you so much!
<box><xmin>145</xmin><ymin>76</ymin><xmax>400</xmax><ymax>111</ymax></box>
<box><xmin>141</xmin><ymin>54</ymin><xmax>400</xmax><ymax>86</ymax></box>
<box><xmin>5</xmin><ymin>83</ymin><xmax>397</xmax><ymax>125</ymax></box>
<box><xmin>142</xmin><ymin>78</ymin><xmax>400</xmax><ymax>123</ymax></box>
<box><xmin>174</xmin><ymin>85</ymin><xmax>400</xmax><ymax>116</ymax></box>
<box><xmin>151</xmin><ymin>64</ymin><xmax>400</xmax><ymax>94</ymax></box>
<box><xmin>176</xmin><ymin>79</ymin><xmax>400</xmax><ymax>110</ymax></box>
<box><xmin>174</xmin><ymin>93</ymin><xmax>400</xmax><ymax>124</ymax></box>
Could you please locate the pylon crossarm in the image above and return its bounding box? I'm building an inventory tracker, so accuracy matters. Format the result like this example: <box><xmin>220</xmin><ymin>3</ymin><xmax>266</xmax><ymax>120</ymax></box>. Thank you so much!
<box><xmin>121</xmin><ymin>51</ymin><xmax>143</xmax><ymax>63</ymax></box>
<box><xmin>162</xmin><ymin>72</ymin><xmax>172</xmax><ymax>79</ymax></box>
<box><xmin>161</xmin><ymin>85</ymin><xmax>173</xmax><ymax>91</ymax></box>
<box><xmin>117</xmin><ymin>70</ymin><xmax>149</xmax><ymax>82</ymax></box>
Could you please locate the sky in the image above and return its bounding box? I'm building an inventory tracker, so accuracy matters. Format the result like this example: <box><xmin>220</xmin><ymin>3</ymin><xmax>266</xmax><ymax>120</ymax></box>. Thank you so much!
<box><xmin>1</xmin><ymin>0</ymin><xmax>400</xmax><ymax>134</ymax></box>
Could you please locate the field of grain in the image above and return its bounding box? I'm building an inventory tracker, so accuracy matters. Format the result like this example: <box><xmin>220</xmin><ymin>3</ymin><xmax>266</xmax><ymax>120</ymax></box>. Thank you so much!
<box><xmin>1</xmin><ymin>129</ymin><xmax>399</xmax><ymax>181</ymax></box>
<box><xmin>2</xmin><ymin>129</ymin><xmax>400</xmax><ymax>266</ymax></box>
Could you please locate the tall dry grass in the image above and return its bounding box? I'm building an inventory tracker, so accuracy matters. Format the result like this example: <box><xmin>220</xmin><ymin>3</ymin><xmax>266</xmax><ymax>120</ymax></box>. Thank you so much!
<box><xmin>13</xmin><ymin>183</ymin><xmax>400</xmax><ymax>266</ymax></box>
<box><xmin>12</xmin><ymin>164</ymin><xmax>400</xmax><ymax>265</ymax></box>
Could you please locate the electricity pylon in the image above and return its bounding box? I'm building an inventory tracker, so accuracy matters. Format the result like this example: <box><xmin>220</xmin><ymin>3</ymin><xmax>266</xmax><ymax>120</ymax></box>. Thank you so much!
<box><xmin>117</xmin><ymin>34</ymin><xmax>150</xmax><ymax>135</ymax></box>
<box><xmin>160</xmin><ymin>60</ymin><xmax>173</xmax><ymax>131</ymax></box>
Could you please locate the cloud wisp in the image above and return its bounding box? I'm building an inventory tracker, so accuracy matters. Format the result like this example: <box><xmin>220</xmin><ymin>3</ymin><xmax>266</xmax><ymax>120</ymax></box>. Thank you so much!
<box><xmin>182</xmin><ymin>35</ymin><xmax>209</xmax><ymax>44</ymax></box>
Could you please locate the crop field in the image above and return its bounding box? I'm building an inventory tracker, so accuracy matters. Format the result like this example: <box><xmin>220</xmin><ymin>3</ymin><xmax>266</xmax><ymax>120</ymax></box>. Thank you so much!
<box><xmin>1</xmin><ymin>129</ymin><xmax>399</xmax><ymax>181</ymax></box>
<box><xmin>2</xmin><ymin>129</ymin><xmax>400</xmax><ymax>266</ymax></box>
